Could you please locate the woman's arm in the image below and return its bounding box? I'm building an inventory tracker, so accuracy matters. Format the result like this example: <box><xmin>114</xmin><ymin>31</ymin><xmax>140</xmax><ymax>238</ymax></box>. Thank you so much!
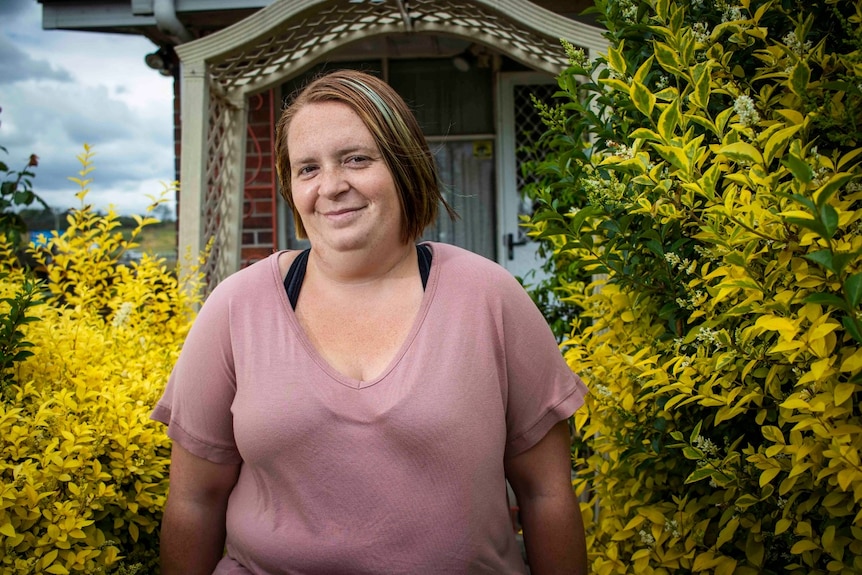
<box><xmin>504</xmin><ymin>420</ymin><xmax>587</xmax><ymax>575</ymax></box>
<box><xmin>160</xmin><ymin>442</ymin><xmax>241</xmax><ymax>575</ymax></box>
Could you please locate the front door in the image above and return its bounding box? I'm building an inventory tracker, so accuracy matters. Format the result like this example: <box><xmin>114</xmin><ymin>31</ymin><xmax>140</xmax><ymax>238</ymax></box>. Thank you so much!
<box><xmin>496</xmin><ymin>72</ymin><xmax>558</xmax><ymax>282</ymax></box>
<box><xmin>422</xmin><ymin>137</ymin><xmax>496</xmax><ymax>260</ymax></box>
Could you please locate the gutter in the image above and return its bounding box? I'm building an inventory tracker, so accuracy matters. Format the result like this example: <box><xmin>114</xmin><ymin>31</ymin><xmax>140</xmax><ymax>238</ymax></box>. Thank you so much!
<box><xmin>154</xmin><ymin>0</ymin><xmax>194</xmax><ymax>43</ymax></box>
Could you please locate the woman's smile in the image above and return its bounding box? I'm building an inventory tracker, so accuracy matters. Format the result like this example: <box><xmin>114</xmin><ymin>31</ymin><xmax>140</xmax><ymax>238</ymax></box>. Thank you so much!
<box><xmin>320</xmin><ymin>205</ymin><xmax>367</xmax><ymax>225</ymax></box>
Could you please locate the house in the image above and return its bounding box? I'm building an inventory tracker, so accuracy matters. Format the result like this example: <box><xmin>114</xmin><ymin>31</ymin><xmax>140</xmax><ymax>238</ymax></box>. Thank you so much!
<box><xmin>38</xmin><ymin>0</ymin><xmax>605</xmax><ymax>285</ymax></box>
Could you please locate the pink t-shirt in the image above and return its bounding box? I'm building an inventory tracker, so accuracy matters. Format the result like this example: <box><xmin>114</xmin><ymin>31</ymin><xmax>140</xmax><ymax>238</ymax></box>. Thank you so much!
<box><xmin>152</xmin><ymin>242</ymin><xmax>587</xmax><ymax>574</ymax></box>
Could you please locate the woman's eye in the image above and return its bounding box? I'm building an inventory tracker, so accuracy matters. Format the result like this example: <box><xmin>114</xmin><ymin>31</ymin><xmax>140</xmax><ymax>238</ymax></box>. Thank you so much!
<box><xmin>297</xmin><ymin>165</ymin><xmax>317</xmax><ymax>176</ymax></box>
<box><xmin>346</xmin><ymin>156</ymin><xmax>369</xmax><ymax>165</ymax></box>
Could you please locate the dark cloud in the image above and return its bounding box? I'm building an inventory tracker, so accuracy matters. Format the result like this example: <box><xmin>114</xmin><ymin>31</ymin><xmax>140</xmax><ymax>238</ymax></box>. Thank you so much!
<box><xmin>2</xmin><ymin>0</ymin><xmax>174</xmax><ymax>215</ymax></box>
<box><xmin>0</xmin><ymin>35</ymin><xmax>73</xmax><ymax>84</ymax></box>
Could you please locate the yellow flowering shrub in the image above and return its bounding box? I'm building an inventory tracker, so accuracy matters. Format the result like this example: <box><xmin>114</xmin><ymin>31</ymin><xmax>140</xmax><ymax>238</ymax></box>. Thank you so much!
<box><xmin>0</xmin><ymin>146</ymin><xmax>203</xmax><ymax>574</ymax></box>
<box><xmin>523</xmin><ymin>0</ymin><xmax>861</xmax><ymax>573</ymax></box>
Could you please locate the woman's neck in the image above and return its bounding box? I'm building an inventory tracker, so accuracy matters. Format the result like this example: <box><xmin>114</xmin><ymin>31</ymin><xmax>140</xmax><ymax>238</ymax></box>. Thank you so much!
<box><xmin>306</xmin><ymin>241</ymin><xmax>419</xmax><ymax>287</ymax></box>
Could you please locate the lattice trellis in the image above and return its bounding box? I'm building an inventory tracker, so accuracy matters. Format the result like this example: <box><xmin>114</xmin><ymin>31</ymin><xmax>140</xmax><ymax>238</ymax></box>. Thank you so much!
<box><xmin>207</xmin><ymin>0</ymin><xmax>572</xmax><ymax>92</ymax></box>
<box><xmin>203</xmin><ymin>94</ymin><xmax>239</xmax><ymax>286</ymax></box>
<box><xmin>189</xmin><ymin>0</ymin><xmax>600</xmax><ymax>285</ymax></box>
<box><xmin>514</xmin><ymin>82</ymin><xmax>558</xmax><ymax>191</ymax></box>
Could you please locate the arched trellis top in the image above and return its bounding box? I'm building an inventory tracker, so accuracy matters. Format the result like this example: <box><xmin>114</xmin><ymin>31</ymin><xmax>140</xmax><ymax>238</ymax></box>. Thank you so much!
<box><xmin>176</xmin><ymin>0</ymin><xmax>607</xmax><ymax>95</ymax></box>
<box><xmin>174</xmin><ymin>0</ymin><xmax>608</xmax><ymax>287</ymax></box>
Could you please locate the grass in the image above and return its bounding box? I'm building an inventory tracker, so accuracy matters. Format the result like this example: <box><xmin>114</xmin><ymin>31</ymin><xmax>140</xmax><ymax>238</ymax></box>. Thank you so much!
<box><xmin>135</xmin><ymin>222</ymin><xmax>177</xmax><ymax>256</ymax></box>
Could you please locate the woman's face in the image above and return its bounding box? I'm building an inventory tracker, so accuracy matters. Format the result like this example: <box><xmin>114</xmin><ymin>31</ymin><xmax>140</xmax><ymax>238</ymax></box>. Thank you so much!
<box><xmin>287</xmin><ymin>101</ymin><xmax>404</xmax><ymax>254</ymax></box>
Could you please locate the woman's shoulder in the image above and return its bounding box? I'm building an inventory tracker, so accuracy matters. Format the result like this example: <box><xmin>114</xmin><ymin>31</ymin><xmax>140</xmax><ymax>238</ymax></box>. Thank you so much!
<box><xmin>426</xmin><ymin>242</ymin><xmax>526</xmax><ymax>294</ymax></box>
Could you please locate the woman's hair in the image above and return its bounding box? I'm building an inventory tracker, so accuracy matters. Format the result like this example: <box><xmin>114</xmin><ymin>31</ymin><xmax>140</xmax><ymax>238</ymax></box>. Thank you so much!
<box><xmin>274</xmin><ymin>69</ymin><xmax>458</xmax><ymax>242</ymax></box>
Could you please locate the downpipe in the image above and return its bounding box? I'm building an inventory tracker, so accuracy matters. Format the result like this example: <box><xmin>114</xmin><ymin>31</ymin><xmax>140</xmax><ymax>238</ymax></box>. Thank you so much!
<box><xmin>154</xmin><ymin>0</ymin><xmax>194</xmax><ymax>43</ymax></box>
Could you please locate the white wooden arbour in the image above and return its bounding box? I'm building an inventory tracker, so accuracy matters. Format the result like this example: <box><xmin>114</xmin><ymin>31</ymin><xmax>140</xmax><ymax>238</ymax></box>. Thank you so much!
<box><xmin>174</xmin><ymin>0</ymin><xmax>606</xmax><ymax>286</ymax></box>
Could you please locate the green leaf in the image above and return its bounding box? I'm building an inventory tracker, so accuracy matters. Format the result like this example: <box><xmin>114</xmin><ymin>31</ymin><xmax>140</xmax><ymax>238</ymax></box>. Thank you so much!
<box><xmin>657</xmin><ymin>98</ymin><xmax>681</xmax><ymax>142</ymax></box>
<box><xmin>781</xmin><ymin>155</ymin><xmax>813</xmax><ymax>183</ymax></box>
<box><xmin>790</xmin><ymin>61</ymin><xmax>811</xmax><ymax>97</ymax></box>
<box><xmin>843</xmin><ymin>315</ymin><xmax>862</xmax><ymax>344</ymax></box>
<box><xmin>607</xmin><ymin>43</ymin><xmax>627</xmax><ymax>76</ymax></box>
<box><xmin>804</xmin><ymin>249</ymin><xmax>835</xmax><ymax>274</ymax></box>
<box><xmin>815</xmin><ymin>172</ymin><xmax>855</xmax><ymax>209</ymax></box>
<box><xmin>685</xmin><ymin>467</ymin><xmax>716</xmax><ymax>484</ymax></box>
<box><xmin>652</xmin><ymin>143</ymin><xmax>691</xmax><ymax>173</ymax></box>
<box><xmin>654</xmin><ymin>41</ymin><xmax>682</xmax><ymax>74</ymax></box>
<box><xmin>599</xmin><ymin>77</ymin><xmax>633</xmax><ymax>93</ymax></box>
<box><xmin>690</xmin><ymin>419</ymin><xmax>703</xmax><ymax>444</ymax></box>
<box><xmin>804</xmin><ymin>292</ymin><xmax>848</xmax><ymax>311</ymax></box>
<box><xmin>568</xmin><ymin>205</ymin><xmax>600</xmax><ymax>235</ymax></box>
<box><xmin>630</xmin><ymin>81</ymin><xmax>656</xmax><ymax>117</ymax></box>
<box><xmin>683</xmin><ymin>446</ymin><xmax>705</xmax><ymax>460</ymax></box>
<box><xmin>700</xmin><ymin>164</ymin><xmax>719</xmax><ymax>200</ymax></box>
<box><xmin>633</xmin><ymin>56</ymin><xmax>654</xmax><ymax>85</ymax></box>
<box><xmin>837</xmin><ymin>148</ymin><xmax>862</xmax><ymax>171</ymax></box>
<box><xmin>832</xmin><ymin>253</ymin><xmax>853</xmax><ymax>275</ymax></box>
<box><xmin>845</xmin><ymin>273</ymin><xmax>862</xmax><ymax>308</ymax></box>
<box><xmin>819</xmin><ymin>204</ymin><xmax>839</xmax><ymax>239</ymax></box>
<box><xmin>691</xmin><ymin>62</ymin><xmax>711</xmax><ymax>110</ymax></box>
<box><xmin>630</xmin><ymin>128</ymin><xmax>661</xmax><ymax>141</ymax></box>
<box><xmin>763</xmin><ymin>124</ymin><xmax>802</xmax><ymax>165</ymax></box>
<box><xmin>787</xmin><ymin>192</ymin><xmax>816</xmax><ymax>211</ymax></box>
<box><xmin>735</xmin><ymin>494</ymin><xmax>760</xmax><ymax>510</ymax></box>
<box><xmin>719</xmin><ymin>142</ymin><xmax>763</xmax><ymax>165</ymax></box>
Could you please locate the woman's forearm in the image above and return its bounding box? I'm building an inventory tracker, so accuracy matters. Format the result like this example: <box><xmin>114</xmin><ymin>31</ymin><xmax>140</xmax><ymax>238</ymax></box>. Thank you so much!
<box><xmin>518</xmin><ymin>491</ymin><xmax>588</xmax><ymax>575</ymax></box>
<box><xmin>160</xmin><ymin>495</ymin><xmax>229</xmax><ymax>575</ymax></box>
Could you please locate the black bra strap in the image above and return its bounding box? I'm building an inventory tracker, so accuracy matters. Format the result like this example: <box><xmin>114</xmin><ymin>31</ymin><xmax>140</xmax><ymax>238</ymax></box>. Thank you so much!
<box><xmin>417</xmin><ymin>244</ymin><xmax>432</xmax><ymax>289</ymax></box>
<box><xmin>284</xmin><ymin>248</ymin><xmax>310</xmax><ymax>310</ymax></box>
<box><xmin>284</xmin><ymin>245</ymin><xmax>433</xmax><ymax>310</ymax></box>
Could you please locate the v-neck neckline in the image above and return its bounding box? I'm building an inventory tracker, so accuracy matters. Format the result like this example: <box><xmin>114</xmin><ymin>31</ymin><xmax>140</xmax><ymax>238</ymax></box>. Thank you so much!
<box><xmin>271</xmin><ymin>244</ymin><xmax>439</xmax><ymax>389</ymax></box>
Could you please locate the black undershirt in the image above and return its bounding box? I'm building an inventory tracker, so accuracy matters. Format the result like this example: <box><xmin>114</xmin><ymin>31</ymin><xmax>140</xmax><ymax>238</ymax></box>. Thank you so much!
<box><xmin>284</xmin><ymin>244</ymin><xmax>433</xmax><ymax>309</ymax></box>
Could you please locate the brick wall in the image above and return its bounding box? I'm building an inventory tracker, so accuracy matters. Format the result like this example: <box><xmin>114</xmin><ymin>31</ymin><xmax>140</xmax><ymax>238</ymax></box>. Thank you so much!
<box><xmin>241</xmin><ymin>89</ymin><xmax>279</xmax><ymax>267</ymax></box>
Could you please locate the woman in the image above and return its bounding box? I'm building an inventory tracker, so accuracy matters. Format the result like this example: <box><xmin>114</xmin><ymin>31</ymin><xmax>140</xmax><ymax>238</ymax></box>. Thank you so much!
<box><xmin>152</xmin><ymin>69</ymin><xmax>588</xmax><ymax>574</ymax></box>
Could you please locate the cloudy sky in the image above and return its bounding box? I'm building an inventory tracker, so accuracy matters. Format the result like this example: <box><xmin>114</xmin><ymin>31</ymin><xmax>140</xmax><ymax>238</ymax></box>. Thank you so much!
<box><xmin>1</xmin><ymin>0</ymin><xmax>175</xmax><ymax>217</ymax></box>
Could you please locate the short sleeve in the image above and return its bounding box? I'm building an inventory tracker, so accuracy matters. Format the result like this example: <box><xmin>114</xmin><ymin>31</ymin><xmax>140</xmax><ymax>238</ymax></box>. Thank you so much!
<box><xmin>151</xmin><ymin>282</ymin><xmax>243</xmax><ymax>464</ymax></box>
<box><xmin>500</xmin><ymin>278</ymin><xmax>588</xmax><ymax>458</ymax></box>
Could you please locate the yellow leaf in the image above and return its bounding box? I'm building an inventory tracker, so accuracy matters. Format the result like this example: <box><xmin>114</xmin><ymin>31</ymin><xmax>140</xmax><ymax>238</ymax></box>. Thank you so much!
<box><xmin>693</xmin><ymin>551</ymin><xmax>718</xmax><ymax>570</ymax></box>
<box><xmin>638</xmin><ymin>507</ymin><xmax>666</xmax><ymax>524</ymax></box>
<box><xmin>760</xmin><ymin>467</ymin><xmax>781</xmax><ymax>487</ymax></box>
<box><xmin>0</xmin><ymin>522</ymin><xmax>15</xmax><ymax>538</ymax></box>
<box><xmin>790</xmin><ymin>539</ymin><xmax>820</xmax><ymax>554</ymax></box>
<box><xmin>719</xmin><ymin>141</ymin><xmax>764</xmax><ymax>165</ymax></box>
<box><xmin>776</xmin><ymin>109</ymin><xmax>804</xmax><ymax>124</ymax></box>
<box><xmin>807</xmin><ymin>358</ymin><xmax>834</xmax><ymax>382</ymax></box>
<box><xmin>775</xmin><ymin>518</ymin><xmax>792</xmax><ymax>535</ymax></box>
<box><xmin>40</xmin><ymin>549</ymin><xmax>60</xmax><ymax>568</ymax></box>
<box><xmin>715</xmin><ymin>557</ymin><xmax>738</xmax><ymax>575</ymax></box>
<box><xmin>837</xmin><ymin>468</ymin><xmax>861</xmax><ymax>491</ymax></box>
<box><xmin>840</xmin><ymin>348</ymin><xmax>862</xmax><ymax>372</ymax></box>
<box><xmin>822</xmin><ymin>525</ymin><xmax>836</xmax><ymax>551</ymax></box>
<box><xmin>780</xmin><ymin>397</ymin><xmax>809</xmax><ymax>410</ymax></box>
<box><xmin>833</xmin><ymin>383</ymin><xmax>856</xmax><ymax>406</ymax></box>
<box><xmin>763</xmin><ymin>123</ymin><xmax>802</xmax><ymax>165</ymax></box>
<box><xmin>611</xmin><ymin>529</ymin><xmax>634</xmax><ymax>541</ymax></box>
<box><xmin>45</xmin><ymin>565</ymin><xmax>69</xmax><ymax>575</ymax></box>
<box><xmin>623</xmin><ymin>515</ymin><xmax>646</xmax><ymax>531</ymax></box>
<box><xmin>755</xmin><ymin>315</ymin><xmax>797</xmax><ymax>337</ymax></box>
<box><xmin>717</xmin><ymin>516</ymin><xmax>740</xmax><ymax>548</ymax></box>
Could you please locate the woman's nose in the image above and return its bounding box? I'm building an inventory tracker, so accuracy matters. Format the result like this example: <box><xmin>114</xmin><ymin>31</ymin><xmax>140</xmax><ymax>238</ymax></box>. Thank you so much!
<box><xmin>318</xmin><ymin>166</ymin><xmax>349</xmax><ymax>198</ymax></box>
